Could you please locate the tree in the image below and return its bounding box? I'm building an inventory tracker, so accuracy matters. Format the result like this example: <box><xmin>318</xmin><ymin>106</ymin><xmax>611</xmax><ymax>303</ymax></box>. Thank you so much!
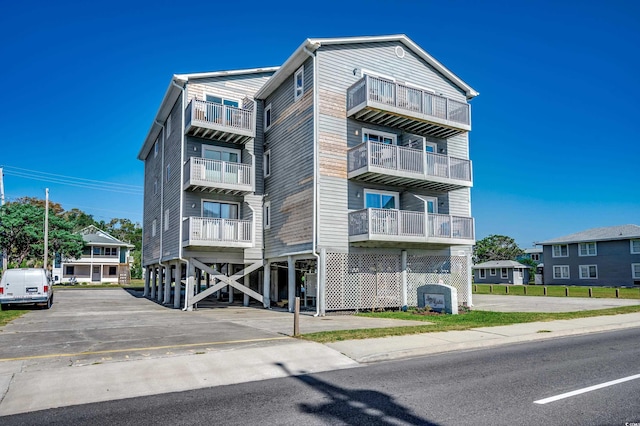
<box><xmin>103</xmin><ymin>218</ymin><xmax>143</xmax><ymax>279</ymax></box>
<box><xmin>0</xmin><ymin>202</ymin><xmax>84</xmax><ymax>268</ymax></box>
<box><xmin>473</xmin><ymin>235</ymin><xmax>524</xmax><ymax>264</ymax></box>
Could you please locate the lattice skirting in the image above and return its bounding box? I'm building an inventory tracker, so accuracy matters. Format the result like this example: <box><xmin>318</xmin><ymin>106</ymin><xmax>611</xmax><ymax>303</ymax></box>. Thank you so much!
<box><xmin>325</xmin><ymin>252</ymin><xmax>469</xmax><ymax>311</ymax></box>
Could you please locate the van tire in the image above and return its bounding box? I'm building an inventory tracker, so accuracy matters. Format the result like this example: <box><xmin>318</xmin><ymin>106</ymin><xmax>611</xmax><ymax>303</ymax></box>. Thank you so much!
<box><xmin>45</xmin><ymin>297</ymin><xmax>52</xmax><ymax>310</ymax></box>
<box><xmin>0</xmin><ymin>304</ymin><xmax>7</xmax><ymax>311</ymax></box>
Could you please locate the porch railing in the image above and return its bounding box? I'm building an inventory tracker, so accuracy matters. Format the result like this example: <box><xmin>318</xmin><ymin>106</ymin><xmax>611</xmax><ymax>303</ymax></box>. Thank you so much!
<box><xmin>349</xmin><ymin>208</ymin><xmax>474</xmax><ymax>240</ymax></box>
<box><xmin>347</xmin><ymin>75</ymin><xmax>470</xmax><ymax>126</ymax></box>
<box><xmin>185</xmin><ymin>157</ymin><xmax>252</xmax><ymax>187</ymax></box>
<box><xmin>185</xmin><ymin>99</ymin><xmax>253</xmax><ymax>132</ymax></box>
<box><xmin>183</xmin><ymin>217</ymin><xmax>252</xmax><ymax>244</ymax></box>
<box><xmin>348</xmin><ymin>141</ymin><xmax>471</xmax><ymax>182</ymax></box>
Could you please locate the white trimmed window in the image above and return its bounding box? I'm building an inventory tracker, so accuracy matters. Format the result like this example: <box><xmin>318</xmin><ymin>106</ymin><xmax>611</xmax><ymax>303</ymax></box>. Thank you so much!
<box><xmin>530</xmin><ymin>253</ymin><xmax>540</xmax><ymax>261</ymax></box>
<box><xmin>166</xmin><ymin>164</ymin><xmax>171</xmax><ymax>182</ymax></box>
<box><xmin>152</xmin><ymin>220</ymin><xmax>157</xmax><ymax>237</ymax></box>
<box><xmin>490</xmin><ymin>268</ymin><xmax>496</xmax><ymax>276</ymax></box>
<box><xmin>631</xmin><ymin>240</ymin><xmax>640</xmax><ymax>254</ymax></box>
<box><xmin>167</xmin><ymin>115</ymin><xmax>172</xmax><ymax>136</ymax></box>
<box><xmin>632</xmin><ymin>264</ymin><xmax>640</xmax><ymax>279</ymax></box>
<box><xmin>579</xmin><ymin>265</ymin><xmax>598</xmax><ymax>279</ymax></box>
<box><xmin>553</xmin><ymin>265</ymin><xmax>570</xmax><ymax>279</ymax></box>
<box><xmin>578</xmin><ymin>242</ymin><xmax>597</xmax><ymax>256</ymax></box>
<box><xmin>363</xmin><ymin>189</ymin><xmax>399</xmax><ymax>210</ymax></box>
<box><xmin>164</xmin><ymin>209</ymin><xmax>170</xmax><ymax>232</ymax></box>
<box><xmin>294</xmin><ymin>66</ymin><xmax>304</xmax><ymax>101</ymax></box>
<box><xmin>479</xmin><ymin>269</ymin><xmax>486</xmax><ymax>279</ymax></box>
<box><xmin>154</xmin><ymin>179</ymin><xmax>158</xmax><ymax>195</ymax></box>
<box><xmin>552</xmin><ymin>244</ymin><xmax>569</xmax><ymax>258</ymax></box>
<box><xmin>501</xmin><ymin>268</ymin><xmax>508</xmax><ymax>279</ymax></box>
<box><xmin>154</xmin><ymin>139</ymin><xmax>159</xmax><ymax>158</ymax></box>
<box><xmin>264</xmin><ymin>201</ymin><xmax>271</xmax><ymax>229</ymax></box>
<box><xmin>264</xmin><ymin>104</ymin><xmax>272</xmax><ymax>131</ymax></box>
<box><xmin>264</xmin><ymin>150</ymin><xmax>271</xmax><ymax>178</ymax></box>
<box><xmin>363</xmin><ymin>128</ymin><xmax>397</xmax><ymax>145</ymax></box>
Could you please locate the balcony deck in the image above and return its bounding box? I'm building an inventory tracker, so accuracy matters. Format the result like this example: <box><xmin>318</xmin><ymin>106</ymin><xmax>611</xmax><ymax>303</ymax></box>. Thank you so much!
<box><xmin>182</xmin><ymin>217</ymin><xmax>253</xmax><ymax>249</ymax></box>
<box><xmin>183</xmin><ymin>157</ymin><xmax>254</xmax><ymax>195</ymax></box>
<box><xmin>347</xmin><ymin>76</ymin><xmax>471</xmax><ymax>139</ymax></box>
<box><xmin>348</xmin><ymin>141</ymin><xmax>472</xmax><ymax>191</ymax></box>
<box><xmin>349</xmin><ymin>208</ymin><xmax>474</xmax><ymax>247</ymax></box>
<box><xmin>185</xmin><ymin>99</ymin><xmax>255</xmax><ymax>144</ymax></box>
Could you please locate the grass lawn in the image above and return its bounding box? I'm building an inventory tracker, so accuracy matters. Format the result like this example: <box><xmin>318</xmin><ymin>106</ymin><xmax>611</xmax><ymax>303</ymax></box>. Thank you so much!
<box><xmin>301</xmin><ymin>305</ymin><xmax>640</xmax><ymax>343</ymax></box>
<box><xmin>0</xmin><ymin>309</ymin><xmax>29</xmax><ymax>327</ymax></box>
<box><xmin>474</xmin><ymin>284</ymin><xmax>640</xmax><ymax>299</ymax></box>
<box><xmin>54</xmin><ymin>278</ymin><xmax>145</xmax><ymax>290</ymax></box>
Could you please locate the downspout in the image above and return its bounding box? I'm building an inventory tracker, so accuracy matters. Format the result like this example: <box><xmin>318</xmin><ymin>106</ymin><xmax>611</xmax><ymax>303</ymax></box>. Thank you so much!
<box><xmin>154</xmin><ymin>119</ymin><xmax>167</xmax><ymax>299</ymax></box>
<box><xmin>303</xmin><ymin>46</ymin><xmax>322</xmax><ymax>317</ymax></box>
<box><xmin>170</xmin><ymin>79</ymin><xmax>191</xmax><ymax>311</ymax></box>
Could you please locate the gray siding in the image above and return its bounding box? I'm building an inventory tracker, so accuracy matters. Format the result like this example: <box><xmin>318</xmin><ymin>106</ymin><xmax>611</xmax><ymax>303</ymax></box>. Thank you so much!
<box><xmin>543</xmin><ymin>240</ymin><xmax>640</xmax><ymax>286</ymax></box>
<box><xmin>262</xmin><ymin>57</ymin><xmax>315</xmax><ymax>259</ymax></box>
<box><xmin>474</xmin><ymin>267</ymin><xmax>529</xmax><ymax>284</ymax></box>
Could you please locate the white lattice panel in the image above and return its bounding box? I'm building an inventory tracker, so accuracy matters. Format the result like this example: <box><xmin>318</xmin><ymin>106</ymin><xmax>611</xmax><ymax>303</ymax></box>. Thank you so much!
<box><xmin>407</xmin><ymin>255</ymin><xmax>470</xmax><ymax>305</ymax></box>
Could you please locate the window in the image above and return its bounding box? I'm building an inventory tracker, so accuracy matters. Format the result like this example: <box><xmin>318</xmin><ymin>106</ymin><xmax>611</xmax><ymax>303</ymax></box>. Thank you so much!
<box><xmin>479</xmin><ymin>269</ymin><xmax>486</xmax><ymax>279</ymax></box>
<box><xmin>164</xmin><ymin>209</ymin><xmax>170</xmax><ymax>231</ymax></box>
<box><xmin>93</xmin><ymin>247</ymin><xmax>102</xmax><ymax>256</ymax></box>
<box><xmin>203</xmin><ymin>146</ymin><xmax>240</xmax><ymax>163</ymax></box>
<box><xmin>264</xmin><ymin>150</ymin><xmax>271</xmax><ymax>178</ymax></box>
<box><xmin>490</xmin><ymin>268</ymin><xmax>496</xmax><ymax>276</ymax></box>
<box><xmin>264</xmin><ymin>104</ymin><xmax>272</xmax><ymax>131</ymax></box>
<box><xmin>167</xmin><ymin>115</ymin><xmax>172</xmax><ymax>136</ymax></box>
<box><xmin>530</xmin><ymin>253</ymin><xmax>540</xmax><ymax>261</ymax></box>
<box><xmin>294</xmin><ymin>66</ymin><xmax>304</xmax><ymax>101</ymax></box>
<box><xmin>203</xmin><ymin>201</ymin><xmax>239</xmax><ymax>219</ymax></box>
<box><xmin>501</xmin><ymin>268</ymin><xmax>508</xmax><ymax>279</ymax></box>
<box><xmin>154</xmin><ymin>179</ymin><xmax>158</xmax><ymax>195</ymax></box>
<box><xmin>65</xmin><ymin>266</ymin><xmax>75</xmax><ymax>275</ymax></box>
<box><xmin>632</xmin><ymin>264</ymin><xmax>640</xmax><ymax>279</ymax></box>
<box><xmin>364</xmin><ymin>189</ymin><xmax>399</xmax><ymax>209</ymax></box>
<box><xmin>553</xmin><ymin>265</ymin><xmax>570</xmax><ymax>279</ymax></box>
<box><xmin>154</xmin><ymin>139</ymin><xmax>159</xmax><ymax>158</ymax></box>
<box><xmin>579</xmin><ymin>265</ymin><xmax>598</xmax><ymax>279</ymax></box>
<box><xmin>105</xmin><ymin>247</ymin><xmax>117</xmax><ymax>256</ymax></box>
<box><xmin>108</xmin><ymin>266</ymin><xmax>117</xmax><ymax>276</ymax></box>
<box><xmin>152</xmin><ymin>219</ymin><xmax>157</xmax><ymax>237</ymax></box>
<box><xmin>362</xmin><ymin>128</ymin><xmax>397</xmax><ymax>145</ymax></box>
<box><xmin>552</xmin><ymin>244</ymin><xmax>568</xmax><ymax>258</ymax></box>
<box><xmin>166</xmin><ymin>164</ymin><xmax>171</xmax><ymax>182</ymax></box>
<box><xmin>631</xmin><ymin>240</ymin><xmax>640</xmax><ymax>254</ymax></box>
<box><xmin>264</xmin><ymin>201</ymin><xmax>271</xmax><ymax>229</ymax></box>
<box><xmin>579</xmin><ymin>242</ymin><xmax>597</xmax><ymax>256</ymax></box>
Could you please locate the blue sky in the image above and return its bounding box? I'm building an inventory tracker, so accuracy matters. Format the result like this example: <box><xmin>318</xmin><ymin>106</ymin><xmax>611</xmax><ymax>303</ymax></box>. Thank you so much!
<box><xmin>1</xmin><ymin>0</ymin><xmax>638</xmax><ymax>248</ymax></box>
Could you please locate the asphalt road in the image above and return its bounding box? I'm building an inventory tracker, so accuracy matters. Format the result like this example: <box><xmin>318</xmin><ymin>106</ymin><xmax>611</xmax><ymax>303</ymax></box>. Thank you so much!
<box><xmin>3</xmin><ymin>327</ymin><xmax>639</xmax><ymax>425</ymax></box>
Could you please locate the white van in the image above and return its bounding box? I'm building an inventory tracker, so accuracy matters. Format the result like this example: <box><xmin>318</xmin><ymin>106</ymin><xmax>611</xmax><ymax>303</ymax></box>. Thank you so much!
<box><xmin>0</xmin><ymin>268</ymin><xmax>54</xmax><ymax>310</ymax></box>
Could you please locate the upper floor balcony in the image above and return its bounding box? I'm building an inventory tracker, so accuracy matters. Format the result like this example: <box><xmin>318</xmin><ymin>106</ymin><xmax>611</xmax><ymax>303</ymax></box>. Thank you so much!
<box><xmin>349</xmin><ymin>208</ymin><xmax>474</xmax><ymax>247</ymax></box>
<box><xmin>185</xmin><ymin>99</ymin><xmax>255</xmax><ymax>144</ymax></box>
<box><xmin>183</xmin><ymin>157</ymin><xmax>254</xmax><ymax>195</ymax></box>
<box><xmin>182</xmin><ymin>217</ymin><xmax>253</xmax><ymax>249</ymax></box>
<box><xmin>347</xmin><ymin>76</ymin><xmax>471</xmax><ymax>138</ymax></box>
<box><xmin>348</xmin><ymin>141</ymin><xmax>472</xmax><ymax>191</ymax></box>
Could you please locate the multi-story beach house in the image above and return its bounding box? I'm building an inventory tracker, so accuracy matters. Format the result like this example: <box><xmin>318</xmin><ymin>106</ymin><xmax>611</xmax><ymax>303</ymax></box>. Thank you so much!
<box><xmin>138</xmin><ymin>35</ymin><xmax>478</xmax><ymax>313</ymax></box>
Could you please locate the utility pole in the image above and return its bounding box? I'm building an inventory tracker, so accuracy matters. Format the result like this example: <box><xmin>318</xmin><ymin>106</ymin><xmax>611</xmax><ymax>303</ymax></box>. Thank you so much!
<box><xmin>0</xmin><ymin>168</ymin><xmax>6</xmax><ymax>271</ymax></box>
<box><xmin>44</xmin><ymin>188</ymin><xmax>49</xmax><ymax>270</ymax></box>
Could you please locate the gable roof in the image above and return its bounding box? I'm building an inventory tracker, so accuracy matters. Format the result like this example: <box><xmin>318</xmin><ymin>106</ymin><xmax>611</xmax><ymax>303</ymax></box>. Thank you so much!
<box><xmin>539</xmin><ymin>224</ymin><xmax>640</xmax><ymax>245</ymax></box>
<box><xmin>255</xmin><ymin>34</ymin><xmax>479</xmax><ymax>101</ymax></box>
<box><xmin>137</xmin><ymin>67</ymin><xmax>279</xmax><ymax>161</ymax></box>
<box><xmin>79</xmin><ymin>226</ymin><xmax>134</xmax><ymax>248</ymax></box>
<box><xmin>473</xmin><ymin>260</ymin><xmax>529</xmax><ymax>269</ymax></box>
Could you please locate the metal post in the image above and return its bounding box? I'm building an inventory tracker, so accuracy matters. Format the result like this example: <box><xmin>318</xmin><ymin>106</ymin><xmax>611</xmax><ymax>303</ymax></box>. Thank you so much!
<box><xmin>44</xmin><ymin>188</ymin><xmax>49</xmax><ymax>270</ymax></box>
<box><xmin>0</xmin><ymin>168</ymin><xmax>6</xmax><ymax>271</ymax></box>
<box><xmin>293</xmin><ymin>296</ymin><xmax>300</xmax><ymax>336</ymax></box>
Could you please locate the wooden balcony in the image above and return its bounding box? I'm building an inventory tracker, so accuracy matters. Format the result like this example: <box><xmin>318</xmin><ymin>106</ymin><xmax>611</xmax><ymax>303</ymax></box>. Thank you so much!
<box><xmin>347</xmin><ymin>76</ymin><xmax>471</xmax><ymax>138</ymax></box>
<box><xmin>182</xmin><ymin>217</ymin><xmax>253</xmax><ymax>249</ymax></box>
<box><xmin>349</xmin><ymin>208</ymin><xmax>474</xmax><ymax>246</ymax></box>
<box><xmin>183</xmin><ymin>157</ymin><xmax>254</xmax><ymax>195</ymax></box>
<box><xmin>348</xmin><ymin>141</ymin><xmax>472</xmax><ymax>191</ymax></box>
<box><xmin>185</xmin><ymin>99</ymin><xmax>255</xmax><ymax>144</ymax></box>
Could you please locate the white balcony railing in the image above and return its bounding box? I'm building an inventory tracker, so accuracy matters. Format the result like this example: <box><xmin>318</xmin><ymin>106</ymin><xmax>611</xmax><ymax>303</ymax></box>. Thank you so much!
<box><xmin>185</xmin><ymin>157</ymin><xmax>253</xmax><ymax>189</ymax></box>
<box><xmin>186</xmin><ymin>99</ymin><xmax>253</xmax><ymax>132</ymax></box>
<box><xmin>349</xmin><ymin>208</ymin><xmax>474</xmax><ymax>241</ymax></box>
<box><xmin>183</xmin><ymin>217</ymin><xmax>252</xmax><ymax>246</ymax></box>
<box><xmin>347</xmin><ymin>75</ymin><xmax>470</xmax><ymax>126</ymax></box>
<box><xmin>348</xmin><ymin>141</ymin><xmax>471</xmax><ymax>182</ymax></box>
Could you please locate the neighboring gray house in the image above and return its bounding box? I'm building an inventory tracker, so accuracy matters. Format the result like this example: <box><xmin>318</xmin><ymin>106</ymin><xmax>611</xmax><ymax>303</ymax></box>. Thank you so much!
<box><xmin>518</xmin><ymin>247</ymin><xmax>543</xmax><ymax>265</ymax></box>
<box><xmin>138</xmin><ymin>35</ymin><xmax>478</xmax><ymax>313</ymax></box>
<box><xmin>473</xmin><ymin>260</ymin><xmax>530</xmax><ymax>285</ymax></box>
<box><xmin>539</xmin><ymin>225</ymin><xmax>640</xmax><ymax>287</ymax></box>
<box><xmin>52</xmin><ymin>226</ymin><xmax>134</xmax><ymax>284</ymax></box>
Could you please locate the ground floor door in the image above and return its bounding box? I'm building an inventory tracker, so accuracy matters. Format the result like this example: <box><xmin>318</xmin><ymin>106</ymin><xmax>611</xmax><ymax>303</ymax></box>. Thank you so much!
<box><xmin>513</xmin><ymin>269</ymin><xmax>523</xmax><ymax>285</ymax></box>
<box><xmin>92</xmin><ymin>266</ymin><xmax>101</xmax><ymax>282</ymax></box>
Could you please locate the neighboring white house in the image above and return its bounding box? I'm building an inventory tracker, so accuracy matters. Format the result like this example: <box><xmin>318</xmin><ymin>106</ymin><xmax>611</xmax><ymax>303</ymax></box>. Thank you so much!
<box><xmin>52</xmin><ymin>226</ymin><xmax>134</xmax><ymax>284</ymax></box>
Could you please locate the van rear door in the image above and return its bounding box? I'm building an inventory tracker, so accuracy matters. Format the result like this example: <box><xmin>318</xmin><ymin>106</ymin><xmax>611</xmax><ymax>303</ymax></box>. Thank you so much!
<box><xmin>4</xmin><ymin>270</ymin><xmax>27</xmax><ymax>299</ymax></box>
<box><xmin>24</xmin><ymin>269</ymin><xmax>45</xmax><ymax>296</ymax></box>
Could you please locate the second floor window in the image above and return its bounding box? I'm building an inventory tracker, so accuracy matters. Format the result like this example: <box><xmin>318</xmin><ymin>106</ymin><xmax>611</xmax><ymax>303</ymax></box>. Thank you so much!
<box><xmin>578</xmin><ymin>242</ymin><xmax>597</xmax><ymax>256</ymax></box>
<box><xmin>631</xmin><ymin>240</ymin><xmax>640</xmax><ymax>254</ymax></box>
<box><xmin>264</xmin><ymin>201</ymin><xmax>271</xmax><ymax>229</ymax></box>
<box><xmin>552</xmin><ymin>244</ymin><xmax>568</xmax><ymax>258</ymax></box>
<box><xmin>264</xmin><ymin>104</ymin><xmax>272</xmax><ymax>131</ymax></box>
<box><xmin>364</xmin><ymin>190</ymin><xmax>398</xmax><ymax>210</ymax></box>
<box><xmin>294</xmin><ymin>66</ymin><xmax>304</xmax><ymax>101</ymax></box>
<box><xmin>264</xmin><ymin>150</ymin><xmax>271</xmax><ymax>177</ymax></box>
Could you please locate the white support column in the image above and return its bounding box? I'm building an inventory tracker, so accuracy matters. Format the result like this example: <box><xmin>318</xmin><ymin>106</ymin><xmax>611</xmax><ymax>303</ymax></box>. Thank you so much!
<box><xmin>163</xmin><ymin>264</ymin><xmax>171</xmax><ymax>304</ymax></box>
<box><xmin>243</xmin><ymin>266</ymin><xmax>250</xmax><ymax>306</ymax></box>
<box><xmin>319</xmin><ymin>248</ymin><xmax>326</xmax><ymax>316</ymax></box>
<box><xmin>173</xmin><ymin>263</ymin><xmax>182</xmax><ymax>309</ymax></box>
<box><xmin>151</xmin><ymin>267</ymin><xmax>157</xmax><ymax>299</ymax></box>
<box><xmin>466</xmin><ymin>251</ymin><xmax>473</xmax><ymax>306</ymax></box>
<box><xmin>288</xmin><ymin>256</ymin><xmax>295</xmax><ymax>313</ymax></box>
<box><xmin>157</xmin><ymin>267</ymin><xmax>164</xmax><ymax>302</ymax></box>
<box><xmin>186</xmin><ymin>262</ymin><xmax>195</xmax><ymax>311</ymax></box>
<box><xmin>263</xmin><ymin>261</ymin><xmax>271</xmax><ymax>308</ymax></box>
<box><xmin>143</xmin><ymin>267</ymin><xmax>150</xmax><ymax>297</ymax></box>
<box><xmin>401</xmin><ymin>250</ymin><xmax>408</xmax><ymax>309</ymax></box>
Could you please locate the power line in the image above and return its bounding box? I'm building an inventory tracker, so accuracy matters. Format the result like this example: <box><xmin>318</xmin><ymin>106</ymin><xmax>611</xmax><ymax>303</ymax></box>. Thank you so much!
<box><xmin>2</xmin><ymin>165</ymin><xmax>142</xmax><ymax>190</ymax></box>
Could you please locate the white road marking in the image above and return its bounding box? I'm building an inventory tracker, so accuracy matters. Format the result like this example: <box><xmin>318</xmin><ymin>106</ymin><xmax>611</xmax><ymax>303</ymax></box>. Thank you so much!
<box><xmin>534</xmin><ymin>373</ymin><xmax>640</xmax><ymax>404</ymax></box>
